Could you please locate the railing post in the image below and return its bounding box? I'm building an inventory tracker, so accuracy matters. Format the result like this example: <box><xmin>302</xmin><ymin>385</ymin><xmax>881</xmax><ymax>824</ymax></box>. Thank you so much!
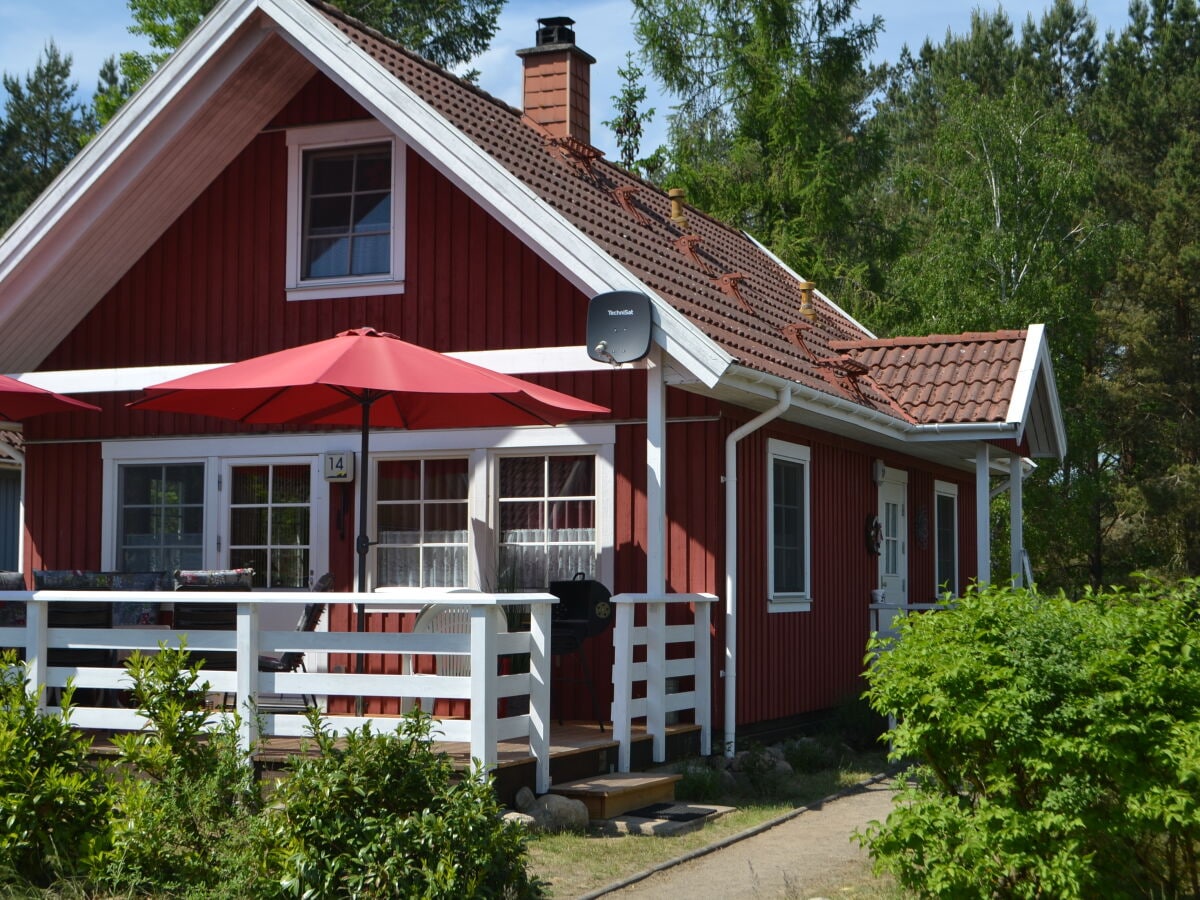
<box><xmin>646</xmin><ymin>599</ymin><xmax>666</xmax><ymax>762</ymax></box>
<box><xmin>236</xmin><ymin>600</ymin><xmax>260</xmax><ymax>753</ymax></box>
<box><xmin>25</xmin><ymin>594</ymin><xmax>47</xmax><ymax>710</ymax></box>
<box><xmin>612</xmin><ymin>600</ymin><xmax>633</xmax><ymax>772</ymax></box>
<box><xmin>692</xmin><ymin>599</ymin><xmax>712</xmax><ymax>757</ymax></box>
<box><xmin>469</xmin><ymin>605</ymin><xmax>497</xmax><ymax>774</ymax></box>
<box><xmin>528</xmin><ymin>600</ymin><xmax>551</xmax><ymax>792</ymax></box>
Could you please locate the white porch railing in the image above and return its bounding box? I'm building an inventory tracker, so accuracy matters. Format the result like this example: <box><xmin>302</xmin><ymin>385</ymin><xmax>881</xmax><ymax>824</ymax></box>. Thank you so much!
<box><xmin>0</xmin><ymin>589</ymin><xmax>556</xmax><ymax>792</ymax></box>
<box><xmin>610</xmin><ymin>592</ymin><xmax>717</xmax><ymax>772</ymax></box>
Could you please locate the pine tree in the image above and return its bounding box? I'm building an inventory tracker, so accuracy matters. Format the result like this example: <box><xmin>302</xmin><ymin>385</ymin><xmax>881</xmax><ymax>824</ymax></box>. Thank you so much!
<box><xmin>0</xmin><ymin>42</ymin><xmax>93</xmax><ymax>234</ymax></box>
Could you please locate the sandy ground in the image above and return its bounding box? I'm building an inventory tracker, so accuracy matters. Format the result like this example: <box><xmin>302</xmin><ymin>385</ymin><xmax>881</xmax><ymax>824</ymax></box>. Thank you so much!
<box><xmin>602</xmin><ymin>779</ymin><xmax>897</xmax><ymax>898</ymax></box>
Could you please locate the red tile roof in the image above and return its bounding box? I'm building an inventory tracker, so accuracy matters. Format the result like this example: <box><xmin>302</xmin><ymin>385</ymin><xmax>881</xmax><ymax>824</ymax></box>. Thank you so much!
<box><xmin>832</xmin><ymin>332</ymin><xmax>1027</xmax><ymax>425</ymax></box>
<box><xmin>312</xmin><ymin>2</ymin><xmax>1027</xmax><ymax>427</ymax></box>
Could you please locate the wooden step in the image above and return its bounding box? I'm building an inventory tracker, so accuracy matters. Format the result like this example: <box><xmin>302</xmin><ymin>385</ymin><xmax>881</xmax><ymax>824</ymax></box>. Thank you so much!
<box><xmin>550</xmin><ymin>772</ymin><xmax>682</xmax><ymax>820</ymax></box>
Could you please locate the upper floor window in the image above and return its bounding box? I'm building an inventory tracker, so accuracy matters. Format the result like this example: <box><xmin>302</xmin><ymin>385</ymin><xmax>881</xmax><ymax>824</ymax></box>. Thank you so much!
<box><xmin>286</xmin><ymin>121</ymin><xmax>406</xmax><ymax>301</ymax></box>
<box><xmin>768</xmin><ymin>438</ymin><xmax>811</xmax><ymax>610</ymax></box>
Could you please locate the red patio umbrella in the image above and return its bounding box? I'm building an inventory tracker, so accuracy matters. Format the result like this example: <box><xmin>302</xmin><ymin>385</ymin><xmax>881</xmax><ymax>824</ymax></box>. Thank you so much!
<box><xmin>0</xmin><ymin>374</ymin><xmax>101</xmax><ymax>420</ymax></box>
<box><xmin>128</xmin><ymin>327</ymin><xmax>608</xmax><ymax>595</ymax></box>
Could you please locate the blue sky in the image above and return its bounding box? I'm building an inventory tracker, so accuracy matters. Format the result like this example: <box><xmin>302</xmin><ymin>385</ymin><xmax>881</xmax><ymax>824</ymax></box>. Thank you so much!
<box><xmin>0</xmin><ymin>0</ymin><xmax>1135</xmax><ymax>158</ymax></box>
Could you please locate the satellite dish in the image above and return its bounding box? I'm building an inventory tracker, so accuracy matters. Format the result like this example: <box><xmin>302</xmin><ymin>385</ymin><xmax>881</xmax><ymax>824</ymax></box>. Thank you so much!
<box><xmin>586</xmin><ymin>291</ymin><xmax>653</xmax><ymax>364</ymax></box>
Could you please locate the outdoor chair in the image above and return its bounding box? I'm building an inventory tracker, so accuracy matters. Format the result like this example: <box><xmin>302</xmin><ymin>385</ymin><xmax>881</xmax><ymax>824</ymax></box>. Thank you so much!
<box><xmin>257</xmin><ymin>571</ymin><xmax>333</xmax><ymax>708</ymax></box>
<box><xmin>0</xmin><ymin>571</ymin><xmax>26</xmax><ymax>630</ymax></box>
<box><xmin>547</xmin><ymin>573</ymin><xmax>614</xmax><ymax>730</ymax></box>
<box><xmin>172</xmin><ymin>567</ymin><xmax>254</xmax><ymax>672</ymax></box>
<box><xmin>402</xmin><ymin>590</ymin><xmax>508</xmax><ymax>715</ymax></box>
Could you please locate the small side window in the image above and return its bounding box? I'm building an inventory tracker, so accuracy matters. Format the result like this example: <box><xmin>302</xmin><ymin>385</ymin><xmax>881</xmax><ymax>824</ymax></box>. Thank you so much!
<box><xmin>768</xmin><ymin>439</ymin><xmax>811</xmax><ymax>610</ymax></box>
<box><xmin>934</xmin><ymin>480</ymin><xmax>959</xmax><ymax>597</ymax></box>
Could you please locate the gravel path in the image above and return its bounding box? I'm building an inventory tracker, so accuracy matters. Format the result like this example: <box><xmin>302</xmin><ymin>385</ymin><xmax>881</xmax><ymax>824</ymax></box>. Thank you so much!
<box><xmin>596</xmin><ymin>778</ymin><xmax>897</xmax><ymax>898</ymax></box>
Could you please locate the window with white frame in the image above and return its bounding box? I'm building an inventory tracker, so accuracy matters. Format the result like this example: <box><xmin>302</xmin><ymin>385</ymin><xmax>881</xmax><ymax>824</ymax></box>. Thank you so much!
<box><xmin>285</xmin><ymin>121</ymin><xmax>406</xmax><ymax>300</ymax></box>
<box><xmin>498</xmin><ymin>454</ymin><xmax>597</xmax><ymax>591</ymax></box>
<box><xmin>226</xmin><ymin>463</ymin><xmax>312</xmax><ymax>588</ymax></box>
<box><xmin>116</xmin><ymin>463</ymin><xmax>205</xmax><ymax>573</ymax></box>
<box><xmin>934</xmin><ymin>480</ymin><xmax>959</xmax><ymax>596</ymax></box>
<box><xmin>374</xmin><ymin>458</ymin><xmax>470</xmax><ymax>588</ymax></box>
<box><xmin>768</xmin><ymin>439</ymin><xmax>811</xmax><ymax>609</ymax></box>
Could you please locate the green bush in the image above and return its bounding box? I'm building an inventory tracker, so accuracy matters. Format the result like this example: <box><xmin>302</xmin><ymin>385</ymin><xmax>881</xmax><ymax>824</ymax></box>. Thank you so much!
<box><xmin>861</xmin><ymin>581</ymin><xmax>1200</xmax><ymax>898</ymax></box>
<box><xmin>0</xmin><ymin>650</ymin><xmax>111</xmax><ymax>886</ymax></box>
<box><xmin>253</xmin><ymin>708</ymin><xmax>543</xmax><ymax>898</ymax></box>
<box><xmin>99</xmin><ymin>643</ymin><xmax>264</xmax><ymax>897</ymax></box>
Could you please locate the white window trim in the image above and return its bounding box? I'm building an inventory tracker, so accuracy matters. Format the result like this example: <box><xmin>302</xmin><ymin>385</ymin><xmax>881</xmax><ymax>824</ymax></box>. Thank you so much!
<box><xmin>934</xmin><ymin>479</ymin><xmax>959</xmax><ymax>598</ymax></box>
<box><xmin>767</xmin><ymin>437</ymin><xmax>812</xmax><ymax>612</ymax></box>
<box><xmin>285</xmin><ymin>119</ymin><xmax>407</xmax><ymax>301</ymax></box>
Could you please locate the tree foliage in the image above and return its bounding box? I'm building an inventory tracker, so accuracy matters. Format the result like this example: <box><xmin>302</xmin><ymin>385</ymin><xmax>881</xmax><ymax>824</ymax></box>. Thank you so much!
<box><xmin>632</xmin><ymin>0</ymin><xmax>886</xmax><ymax>302</ymax></box>
<box><xmin>0</xmin><ymin>42</ymin><xmax>93</xmax><ymax>234</ymax></box>
<box><xmin>602</xmin><ymin>52</ymin><xmax>656</xmax><ymax>172</ymax></box>
<box><xmin>96</xmin><ymin>0</ymin><xmax>504</xmax><ymax>126</ymax></box>
<box><xmin>863</xmin><ymin>582</ymin><xmax>1200</xmax><ymax>898</ymax></box>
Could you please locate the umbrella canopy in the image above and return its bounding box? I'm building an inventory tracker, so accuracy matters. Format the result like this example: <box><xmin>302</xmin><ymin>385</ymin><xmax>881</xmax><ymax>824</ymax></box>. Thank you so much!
<box><xmin>129</xmin><ymin>327</ymin><xmax>609</xmax><ymax>592</ymax></box>
<box><xmin>0</xmin><ymin>374</ymin><xmax>101</xmax><ymax>420</ymax></box>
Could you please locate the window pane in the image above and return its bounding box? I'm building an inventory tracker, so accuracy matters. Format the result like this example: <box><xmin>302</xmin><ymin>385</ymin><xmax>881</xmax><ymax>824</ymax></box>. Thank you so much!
<box><xmin>271</xmin><ymin>507</ymin><xmax>310</xmax><ymax>545</ymax></box>
<box><xmin>378</xmin><ymin>547</ymin><xmax>420</xmax><ymax>587</ymax></box>
<box><xmin>308</xmin><ymin>196</ymin><xmax>352</xmax><ymax>235</ymax></box>
<box><xmin>118</xmin><ymin>463</ymin><xmax>204</xmax><ymax>575</ymax></box>
<box><xmin>378</xmin><ymin>460</ymin><xmax>421</xmax><ymax>501</ymax></box>
<box><xmin>772</xmin><ymin>457</ymin><xmax>806</xmax><ymax>593</ymax></box>
<box><xmin>423</xmin><ymin>547</ymin><xmax>467</xmax><ymax>588</ymax></box>
<box><xmin>424</xmin><ymin>459</ymin><xmax>468</xmax><ymax>500</ymax></box>
<box><xmin>547</xmin><ymin>545</ymin><xmax>596</xmax><ymax>583</ymax></box>
<box><xmin>354</xmin><ymin>148</ymin><xmax>391</xmax><ymax>190</ymax></box>
<box><xmin>499</xmin><ymin>545</ymin><xmax>547</xmax><ymax>592</ymax></box>
<box><xmin>350</xmin><ymin>234</ymin><xmax>389</xmax><ymax>275</ymax></box>
<box><xmin>501</xmin><ymin>502</ymin><xmax>544</xmax><ymax>540</ymax></box>
<box><xmin>352</xmin><ymin>192</ymin><xmax>390</xmax><ymax>231</ymax></box>
<box><xmin>231</xmin><ymin>466</ymin><xmax>268</xmax><ymax>504</ymax></box>
<box><xmin>936</xmin><ymin>493</ymin><xmax>957</xmax><ymax>591</ymax></box>
<box><xmin>302</xmin><ymin>144</ymin><xmax>391</xmax><ymax>281</ymax></box>
<box><xmin>548</xmin><ymin>455</ymin><xmax>593</xmax><ymax>496</ymax></box>
<box><xmin>272</xmin><ymin>548</ymin><xmax>309</xmax><ymax>589</ymax></box>
<box><xmin>425</xmin><ymin>502</ymin><xmax>467</xmax><ymax>541</ymax></box>
<box><xmin>273</xmin><ymin>466</ymin><xmax>310</xmax><ymax>503</ymax></box>
<box><xmin>230</xmin><ymin>508</ymin><xmax>267</xmax><ymax>545</ymax></box>
<box><xmin>378</xmin><ymin>504</ymin><xmax>420</xmax><ymax>537</ymax></box>
<box><xmin>233</xmin><ymin>549</ymin><xmax>269</xmax><ymax>587</ymax></box>
<box><xmin>309</xmin><ymin>155</ymin><xmax>354</xmax><ymax>194</ymax></box>
<box><xmin>500</xmin><ymin>457</ymin><xmax>543</xmax><ymax>497</ymax></box>
<box><xmin>306</xmin><ymin>237</ymin><xmax>349</xmax><ymax>278</ymax></box>
<box><xmin>548</xmin><ymin>499</ymin><xmax>593</xmax><ymax>530</ymax></box>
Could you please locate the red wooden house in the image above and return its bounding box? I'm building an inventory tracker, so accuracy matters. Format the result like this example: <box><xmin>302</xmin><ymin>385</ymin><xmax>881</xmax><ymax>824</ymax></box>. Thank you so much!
<box><xmin>0</xmin><ymin>0</ymin><xmax>1064</xmax><ymax>753</ymax></box>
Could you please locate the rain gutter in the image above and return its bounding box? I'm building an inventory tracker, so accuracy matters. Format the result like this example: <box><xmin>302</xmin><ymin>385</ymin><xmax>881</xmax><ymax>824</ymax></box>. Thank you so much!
<box><xmin>724</xmin><ymin>385</ymin><xmax>793</xmax><ymax>758</ymax></box>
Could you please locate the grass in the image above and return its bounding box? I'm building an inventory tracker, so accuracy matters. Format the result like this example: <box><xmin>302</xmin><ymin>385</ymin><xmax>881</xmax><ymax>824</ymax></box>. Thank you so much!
<box><xmin>526</xmin><ymin>742</ymin><xmax>902</xmax><ymax>898</ymax></box>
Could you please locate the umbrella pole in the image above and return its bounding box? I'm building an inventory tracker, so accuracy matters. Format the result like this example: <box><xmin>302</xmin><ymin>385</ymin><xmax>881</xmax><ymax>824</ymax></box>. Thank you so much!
<box><xmin>355</xmin><ymin>399</ymin><xmax>372</xmax><ymax>717</ymax></box>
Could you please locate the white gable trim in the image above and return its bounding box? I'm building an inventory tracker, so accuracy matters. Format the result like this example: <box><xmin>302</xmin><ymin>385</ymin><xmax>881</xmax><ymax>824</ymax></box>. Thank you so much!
<box><xmin>0</xmin><ymin>0</ymin><xmax>269</xmax><ymax>315</ymax></box>
<box><xmin>1007</xmin><ymin>324</ymin><xmax>1067</xmax><ymax>458</ymax></box>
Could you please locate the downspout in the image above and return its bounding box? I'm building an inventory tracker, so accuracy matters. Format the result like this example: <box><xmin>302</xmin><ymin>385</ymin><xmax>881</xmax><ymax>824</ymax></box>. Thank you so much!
<box><xmin>724</xmin><ymin>386</ymin><xmax>793</xmax><ymax>758</ymax></box>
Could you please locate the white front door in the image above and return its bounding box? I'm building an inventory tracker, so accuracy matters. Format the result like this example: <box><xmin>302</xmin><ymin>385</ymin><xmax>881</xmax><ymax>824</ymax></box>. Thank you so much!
<box><xmin>878</xmin><ymin>468</ymin><xmax>908</xmax><ymax>611</ymax></box>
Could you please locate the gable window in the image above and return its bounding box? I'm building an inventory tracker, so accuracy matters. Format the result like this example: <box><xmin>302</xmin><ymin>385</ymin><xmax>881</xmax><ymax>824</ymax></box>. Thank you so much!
<box><xmin>768</xmin><ymin>439</ymin><xmax>811</xmax><ymax>610</ymax></box>
<box><xmin>934</xmin><ymin>480</ymin><xmax>959</xmax><ymax>597</ymax></box>
<box><xmin>116</xmin><ymin>463</ymin><xmax>205</xmax><ymax>573</ymax></box>
<box><xmin>286</xmin><ymin>121</ymin><xmax>406</xmax><ymax>301</ymax></box>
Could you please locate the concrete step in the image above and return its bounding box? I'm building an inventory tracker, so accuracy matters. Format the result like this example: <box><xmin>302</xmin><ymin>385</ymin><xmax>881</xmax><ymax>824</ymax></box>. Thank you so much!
<box><xmin>550</xmin><ymin>771</ymin><xmax>682</xmax><ymax>820</ymax></box>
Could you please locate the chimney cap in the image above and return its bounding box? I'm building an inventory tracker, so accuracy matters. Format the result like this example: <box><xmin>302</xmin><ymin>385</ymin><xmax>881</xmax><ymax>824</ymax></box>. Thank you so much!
<box><xmin>536</xmin><ymin>16</ymin><xmax>576</xmax><ymax>46</ymax></box>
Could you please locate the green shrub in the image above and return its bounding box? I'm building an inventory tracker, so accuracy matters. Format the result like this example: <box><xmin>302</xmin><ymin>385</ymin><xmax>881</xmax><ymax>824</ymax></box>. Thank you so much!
<box><xmin>0</xmin><ymin>650</ymin><xmax>111</xmax><ymax>886</ymax></box>
<box><xmin>861</xmin><ymin>580</ymin><xmax>1200</xmax><ymax>898</ymax></box>
<box><xmin>781</xmin><ymin>735</ymin><xmax>840</xmax><ymax>773</ymax></box>
<box><xmin>99</xmin><ymin>643</ymin><xmax>264</xmax><ymax>897</ymax></box>
<box><xmin>675</xmin><ymin>759</ymin><xmax>724</xmax><ymax>802</ymax></box>
<box><xmin>254</xmin><ymin>707</ymin><xmax>543</xmax><ymax>898</ymax></box>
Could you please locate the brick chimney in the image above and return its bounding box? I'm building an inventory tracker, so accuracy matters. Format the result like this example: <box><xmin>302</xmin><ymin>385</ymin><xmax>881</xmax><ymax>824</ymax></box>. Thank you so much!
<box><xmin>517</xmin><ymin>17</ymin><xmax>596</xmax><ymax>146</ymax></box>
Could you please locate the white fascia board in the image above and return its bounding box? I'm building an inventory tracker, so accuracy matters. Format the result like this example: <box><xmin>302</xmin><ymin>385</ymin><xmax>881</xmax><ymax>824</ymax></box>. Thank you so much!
<box><xmin>1007</xmin><ymin>323</ymin><xmax>1067</xmax><ymax>458</ymax></box>
<box><xmin>14</xmin><ymin>346</ymin><xmax>639</xmax><ymax>394</ymax></box>
<box><xmin>743</xmin><ymin>232</ymin><xmax>876</xmax><ymax>339</ymax></box>
<box><xmin>0</xmin><ymin>0</ymin><xmax>267</xmax><ymax>310</ymax></box>
<box><xmin>258</xmin><ymin>0</ymin><xmax>731</xmax><ymax>388</ymax></box>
